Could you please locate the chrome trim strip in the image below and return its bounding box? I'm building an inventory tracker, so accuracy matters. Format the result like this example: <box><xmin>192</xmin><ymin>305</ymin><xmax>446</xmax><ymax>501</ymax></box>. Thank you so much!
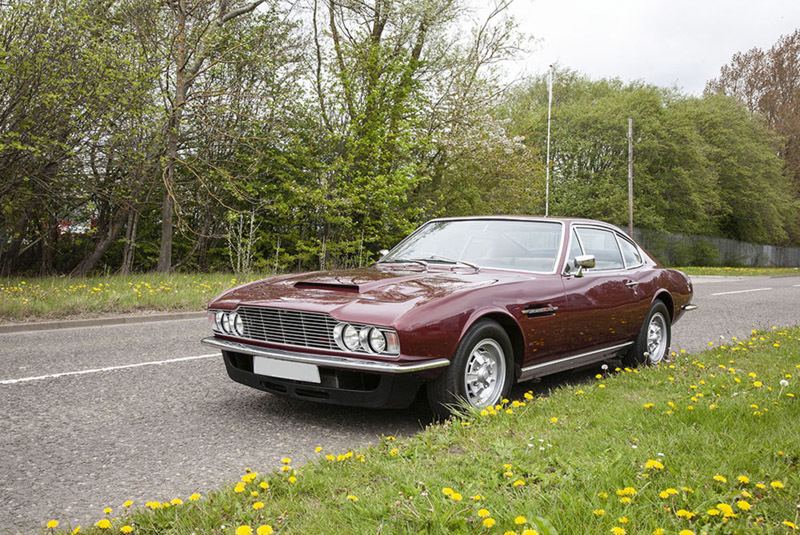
<box><xmin>519</xmin><ymin>342</ymin><xmax>633</xmax><ymax>382</ymax></box>
<box><xmin>201</xmin><ymin>337</ymin><xmax>450</xmax><ymax>374</ymax></box>
<box><xmin>681</xmin><ymin>304</ymin><xmax>698</xmax><ymax>311</ymax></box>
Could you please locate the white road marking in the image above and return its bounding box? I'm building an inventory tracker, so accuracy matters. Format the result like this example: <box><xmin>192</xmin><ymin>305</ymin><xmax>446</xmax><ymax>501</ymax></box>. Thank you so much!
<box><xmin>0</xmin><ymin>353</ymin><xmax>219</xmax><ymax>385</ymax></box>
<box><xmin>710</xmin><ymin>287</ymin><xmax>773</xmax><ymax>297</ymax></box>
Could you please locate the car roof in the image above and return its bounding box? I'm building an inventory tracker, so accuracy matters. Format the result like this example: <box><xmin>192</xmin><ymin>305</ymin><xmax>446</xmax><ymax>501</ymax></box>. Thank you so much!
<box><xmin>426</xmin><ymin>215</ymin><xmax>630</xmax><ymax>235</ymax></box>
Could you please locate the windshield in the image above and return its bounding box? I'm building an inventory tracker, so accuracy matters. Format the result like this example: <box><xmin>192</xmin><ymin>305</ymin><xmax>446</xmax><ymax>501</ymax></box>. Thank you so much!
<box><xmin>380</xmin><ymin>219</ymin><xmax>563</xmax><ymax>273</ymax></box>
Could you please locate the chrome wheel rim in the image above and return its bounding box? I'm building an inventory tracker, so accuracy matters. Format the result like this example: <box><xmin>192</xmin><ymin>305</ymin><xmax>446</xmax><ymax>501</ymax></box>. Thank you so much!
<box><xmin>464</xmin><ymin>339</ymin><xmax>506</xmax><ymax>407</ymax></box>
<box><xmin>646</xmin><ymin>312</ymin><xmax>668</xmax><ymax>364</ymax></box>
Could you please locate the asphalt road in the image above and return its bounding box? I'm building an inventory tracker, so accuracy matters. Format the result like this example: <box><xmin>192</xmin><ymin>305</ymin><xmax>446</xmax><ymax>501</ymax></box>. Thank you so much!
<box><xmin>1</xmin><ymin>274</ymin><xmax>798</xmax><ymax>533</ymax></box>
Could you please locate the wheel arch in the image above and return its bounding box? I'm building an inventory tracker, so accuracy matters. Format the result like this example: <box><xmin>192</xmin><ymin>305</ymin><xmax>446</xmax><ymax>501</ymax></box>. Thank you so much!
<box><xmin>652</xmin><ymin>290</ymin><xmax>675</xmax><ymax>322</ymax></box>
<box><xmin>467</xmin><ymin>311</ymin><xmax>525</xmax><ymax>379</ymax></box>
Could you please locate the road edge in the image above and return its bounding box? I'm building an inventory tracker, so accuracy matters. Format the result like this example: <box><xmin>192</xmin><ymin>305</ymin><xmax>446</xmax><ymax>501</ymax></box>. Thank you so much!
<box><xmin>0</xmin><ymin>311</ymin><xmax>207</xmax><ymax>334</ymax></box>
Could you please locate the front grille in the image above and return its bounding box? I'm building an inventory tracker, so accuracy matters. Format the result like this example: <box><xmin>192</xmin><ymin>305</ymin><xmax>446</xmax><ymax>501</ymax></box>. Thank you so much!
<box><xmin>236</xmin><ymin>306</ymin><xmax>337</xmax><ymax>350</ymax></box>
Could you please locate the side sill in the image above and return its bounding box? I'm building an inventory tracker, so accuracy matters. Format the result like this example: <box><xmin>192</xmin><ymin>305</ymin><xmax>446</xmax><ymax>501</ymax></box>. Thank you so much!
<box><xmin>518</xmin><ymin>342</ymin><xmax>634</xmax><ymax>382</ymax></box>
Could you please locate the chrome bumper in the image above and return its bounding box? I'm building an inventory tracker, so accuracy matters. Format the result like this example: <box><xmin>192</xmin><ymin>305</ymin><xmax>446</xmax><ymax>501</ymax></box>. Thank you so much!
<box><xmin>201</xmin><ymin>337</ymin><xmax>450</xmax><ymax>374</ymax></box>
<box><xmin>681</xmin><ymin>304</ymin><xmax>698</xmax><ymax>311</ymax></box>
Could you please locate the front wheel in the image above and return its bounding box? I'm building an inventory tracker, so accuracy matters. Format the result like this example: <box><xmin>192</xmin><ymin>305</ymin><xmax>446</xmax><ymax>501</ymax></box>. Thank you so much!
<box><xmin>427</xmin><ymin>319</ymin><xmax>514</xmax><ymax>419</ymax></box>
<box><xmin>625</xmin><ymin>301</ymin><xmax>671</xmax><ymax>366</ymax></box>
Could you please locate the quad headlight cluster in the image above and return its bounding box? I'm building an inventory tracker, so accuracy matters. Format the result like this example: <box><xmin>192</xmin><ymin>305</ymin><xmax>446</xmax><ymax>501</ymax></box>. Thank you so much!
<box><xmin>210</xmin><ymin>310</ymin><xmax>244</xmax><ymax>337</ymax></box>
<box><xmin>333</xmin><ymin>323</ymin><xmax>400</xmax><ymax>356</ymax></box>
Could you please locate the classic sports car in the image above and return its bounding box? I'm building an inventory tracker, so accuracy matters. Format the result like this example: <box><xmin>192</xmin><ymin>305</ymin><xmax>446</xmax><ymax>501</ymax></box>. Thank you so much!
<box><xmin>202</xmin><ymin>217</ymin><xmax>695</xmax><ymax>417</ymax></box>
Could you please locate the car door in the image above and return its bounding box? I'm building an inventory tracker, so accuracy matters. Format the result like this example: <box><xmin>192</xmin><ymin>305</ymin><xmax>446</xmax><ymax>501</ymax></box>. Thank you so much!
<box><xmin>559</xmin><ymin>225</ymin><xmax>642</xmax><ymax>355</ymax></box>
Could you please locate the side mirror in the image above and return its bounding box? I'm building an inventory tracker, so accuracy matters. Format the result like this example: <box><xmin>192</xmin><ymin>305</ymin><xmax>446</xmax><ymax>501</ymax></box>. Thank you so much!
<box><xmin>378</xmin><ymin>249</ymin><xmax>389</xmax><ymax>260</ymax></box>
<box><xmin>573</xmin><ymin>254</ymin><xmax>595</xmax><ymax>277</ymax></box>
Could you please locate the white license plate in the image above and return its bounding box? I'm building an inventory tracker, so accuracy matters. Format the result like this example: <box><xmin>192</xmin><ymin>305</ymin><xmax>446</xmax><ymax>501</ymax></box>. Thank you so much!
<box><xmin>253</xmin><ymin>356</ymin><xmax>321</xmax><ymax>384</ymax></box>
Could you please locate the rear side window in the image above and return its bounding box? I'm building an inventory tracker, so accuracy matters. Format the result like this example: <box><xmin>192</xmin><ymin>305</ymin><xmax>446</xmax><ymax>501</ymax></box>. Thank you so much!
<box><xmin>618</xmin><ymin>236</ymin><xmax>643</xmax><ymax>268</ymax></box>
<box><xmin>575</xmin><ymin>227</ymin><xmax>624</xmax><ymax>270</ymax></box>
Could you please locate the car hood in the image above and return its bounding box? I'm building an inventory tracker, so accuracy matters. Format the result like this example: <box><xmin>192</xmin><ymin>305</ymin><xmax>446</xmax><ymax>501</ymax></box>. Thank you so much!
<box><xmin>208</xmin><ymin>267</ymin><xmax>528</xmax><ymax>326</ymax></box>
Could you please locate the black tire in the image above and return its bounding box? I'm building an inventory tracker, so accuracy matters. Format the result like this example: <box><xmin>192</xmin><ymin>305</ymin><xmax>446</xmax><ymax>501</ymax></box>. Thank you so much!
<box><xmin>625</xmin><ymin>300</ymin><xmax>671</xmax><ymax>367</ymax></box>
<box><xmin>426</xmin><ymin>319</ymin><xmax>514</xmax><ymax>419</ymax></box>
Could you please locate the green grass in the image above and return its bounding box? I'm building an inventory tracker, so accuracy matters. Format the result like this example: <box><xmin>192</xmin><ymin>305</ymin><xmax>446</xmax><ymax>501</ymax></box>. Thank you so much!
<box><xmin>0</xmin><ymin>273</ymin><xmax>268</xmax><ymax>323</ymax></box>
<box><xmin>677</xmin><ymin>266</ymin><xmax>800</xmax><ymax>277</ymax></box>
<box><xmin>44</xmin><ymin>327</ymin><xmax>800</xmax><ymax>534</ymax></box>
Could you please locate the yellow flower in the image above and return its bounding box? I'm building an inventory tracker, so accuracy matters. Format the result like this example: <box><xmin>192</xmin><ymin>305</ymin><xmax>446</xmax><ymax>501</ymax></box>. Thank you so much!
<box><xmin>736</xmin><ymin>500</ymin><xmax>750</xmax><ymax>511</ymax></box>
<box><xmin>171</xmin><ymin>498</ymin><xmax>183</xmax><ymax>505</ymax></box>
<box><xmin>653</xmin><ymin>530</ymin><xmax>664</xmax><ymax>535</ymax></box>
<box><xmin>522</xmin><ymin>530</ymin><xmax>539</xmax><ymax>535</ymax></box>
<box><xmin>442</xmin><ymin>487</ymin><xmax>453</xmax><ymax>496</ymax></box>
<box><xmin>515</xmin><ymin>516</ymin><xmax>527</xmax><ymax>524</ymax></box>
<box><xmin>236</xmin><ymin>527</ymin><xmax>253</xmax><ymax>535</ymax></box>
<box><xmin>472</xmin><ymin>494</ymin><xmax>484</xmax><ymax>501</ymax></box>
<box><xmin>611</xmin><ymin>527</ymin><xmax>626</xmax><ymax>535</ymax></box>
<box><xmin>120</xmin><ymin>527</ymin><xmax>133</xmax><ymax>534</ymax></box>
<box><xmin>619</xmin><ymin>497</ymin><xmax>631</xmax><ymax>504</ymax></box>
<box><xmin>771</xmin><ymin>480</ymin><xmax>785</xmax><ymax>488</ymax></box>
<box><xmin>259</xmin><ymin>482</ymin><xmax>269</xmax><ymax>490</ymax></box>
<box><xmin>390</xmin><ymin>448</ymin><xmax>399</xmax><ymax>456</ymax></box>
<box><xmin>618</xmin><ymin>516</ymin><xmax>629</xmax><ymax>523</ymax></box>
<box><xmin>593</xmin><ymin>509</ymin><xmax>605</xmax><ymax>516</ymax></box>
<box><xmin>281</xmin><ymin>457</ymin><xmax>291</xmax><ymax>464</ymax></box>
<box><xmin>46</xmin><ymin>520</ymin><xmax>59</xmax><ymax>529</ymax></box>
<box><xmin>616</xmin><ymin>487</ymin><xmax>636</xmax><ymax>496</ymax></box>
<box><xmin>234</xmin><ymin>484</ymin><xmax>246</xmax><ymax>493</ymax></box>
<box><xmin>707</xmin><ymin>508</ymin><xmax>720</xmax><ymax>516</ymax></box>
<box><xmin>253</xmin><ymin>501</ymin><xmax>265</xmax><ymax>510</ymax></box>
<box><xmin>256</xmin><ymin>527</ymin><xmax>273</xmax><ymax>535</ymax></box>
<box><xmin>659</xmin><ymin>491</ymin><xmax>670</xmax><ymax>499</ymax></box>
<box><xmin>598</xmin><ymin>492</ymin><xmax>608</xmax><ymax>498</ymax></box>
<box><xmin>314</xmin><ymin>446</ymin><xmax>322</xmax><ymax>453</ymax></box>
<box><xmin>72</xmin><ymin>528</ymin><xmax>81</xmax><ymax>534</ymax></box>
<box><xmin>645</xmin><ymin>459</ymin><xmax>664</xmax><ymax>470</ymax></box>
<box><xmin>713</xmin><ymin>474</ymin><xmax>727</xmax><ymax>483</ymax></box>
<box><xmin>288</xmin><ymin>476</ymin><xmax>297</xmax><ymax>484</ymax></box>
<box><xmin>783</xmin><ymin>521</ymin><xmax>798</xmax><ymax>529</ymax></box>
<box><xmin>679</xmin><ymin>531</ymin><xmax>694</xmax><ymax>535</ymax></box>
<box><xmin>189</xmin><ymin>493</ymin><xmax>201</xmax><ymax>501</ymax></box>
<box><xmin>483</xmin><ymin>518</ymin><xmax>496</xmax><ymax>528</ymax></box>
<box><xmin>643</xmin><ymin>403</ymin><xmax>654</xmax><ymax>408</ymax></box>
<box><xmin>450</xmin><ymin>493</ymin><xmax>463</xmax><ymax>501</ymax></box>
<box><xmin>666</xmin><ymin>488</ymin><xmax>679</xmax><ymax>495</ymax></box>
<box><xmin>95</xmin><ymin>519</ymin><xmax>111</xmax><ymax>530</ymax></box>
<box><xmin>513</xmin><ymin>480</ymin><xmax>525</xmax><ymax>487</ymax></box>
<box><xmin>550</xmin><ymin>417</ymin><xmax>558</xmax><ymax>423</ymax></box>
<box><xmin>478</xmin><ymin>509</ymin><xmax>490</xmax><ymax>518</ymax></box>
<box><xmin>754</xmin><ymin>381</ymin><xmax>763</xmax><ymax>387</ymax></box>
<box><xmin>103</xmin><ymin>508</ymin><xmax>112</xmax><ymax>514</ymax></box>
<box><xmin>737</xmin><ymin>475</ymin><xmax>750</xmax><ymax>484</ymax></box>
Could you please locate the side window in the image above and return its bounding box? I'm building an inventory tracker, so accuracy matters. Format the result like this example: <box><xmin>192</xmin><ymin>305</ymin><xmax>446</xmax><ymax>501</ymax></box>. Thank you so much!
<box><xmin>575</xmin><ymin>228</ymin><xmax>624</xmax><ymax>270</ymax></box>
<box><xmin>617</xmin><ymin>235</ymin><xmax>643</xmax><ymax>268</ymax></box>
<box><xmin>564</xmin><ymin>229</ymin><xmax>583</xmax><ymax>272</ymax></box>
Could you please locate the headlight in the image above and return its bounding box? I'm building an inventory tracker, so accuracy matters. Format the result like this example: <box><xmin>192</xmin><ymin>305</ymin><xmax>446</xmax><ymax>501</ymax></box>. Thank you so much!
<box><xmin>333</xmin><ymin>322</ymin><xmax>400</xmax><ymax>355</ymax></box>
<box><xmin>231</xmin><ymin>312</ymin><xmax>244</xmax><ymax>336</ymax></box>
<box><xmin>368</xmin><ymin>328</ymin><xmax>387</xmax><ymax>353</ymax></box>
<box><xmin>220</xmin><ymin>312</ymin><xmax>231</xmax><ymax>333</ymax></box>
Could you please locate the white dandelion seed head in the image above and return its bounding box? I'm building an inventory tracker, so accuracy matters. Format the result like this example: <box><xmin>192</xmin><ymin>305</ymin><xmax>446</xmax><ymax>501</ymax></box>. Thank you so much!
<box><xmin>601</xmin><ymin>364</ymin><xmax>608</xmax><ymax>371</ymax></box>
<box><xmin>781</xmin><ymin>380</ymin><xmax>789</xmax><ymax>387</ymax></box>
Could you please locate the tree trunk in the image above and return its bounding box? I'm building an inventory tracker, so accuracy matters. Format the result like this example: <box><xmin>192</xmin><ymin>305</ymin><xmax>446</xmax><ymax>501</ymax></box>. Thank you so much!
<box><xmin>1</xmin><ymin>210</ymin><xmax>30</xmax><ymax>276</ymax></box>
<box><xmin>70</xmin><ymin>212</ymin><xmax>128</xmax><ymax>277</ymax></box>
<box><xmin>38</xmin><ymin>212</ymin><xmax>59</xmax><ymax>276</ymax></box>
<box><xmin>120</xmin><ymin>210</ymin><xmax>139</xmax><ymax>274</ymax></box>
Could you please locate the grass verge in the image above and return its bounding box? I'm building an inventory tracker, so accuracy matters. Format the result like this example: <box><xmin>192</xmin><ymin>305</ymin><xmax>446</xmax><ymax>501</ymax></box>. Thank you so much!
<box><xmin>0</xmin><ymin>273</ymin><xmax>267</xmax><ymax>323</ymax></box>
<box><xmin>44</xmin><ymin>327</ymin><xmax>800</xmax><ymax>534</ymax></box>
<box><xmin>677</xmin><ymin>266</ymin><xmax>800</xmax><ymax>277</ymax></box>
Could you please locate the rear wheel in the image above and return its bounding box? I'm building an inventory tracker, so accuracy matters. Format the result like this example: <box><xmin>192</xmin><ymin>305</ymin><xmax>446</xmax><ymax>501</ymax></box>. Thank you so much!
<box><xmin>625</xmin><ymin>301</ymin><xmax>671</xmax><ymax>366</ymax></box>
<box><xmin>427</xmin><ymin>319</ymin><xmax>513</xmax><ymax>419</ymax></box>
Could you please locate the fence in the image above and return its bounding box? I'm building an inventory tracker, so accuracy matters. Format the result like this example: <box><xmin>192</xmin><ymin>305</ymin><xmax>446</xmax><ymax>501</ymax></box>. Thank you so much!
<box><xmin>631</xmin><ymin>228</ymin><xmax>800</xmax><ymax>267</ymax></box>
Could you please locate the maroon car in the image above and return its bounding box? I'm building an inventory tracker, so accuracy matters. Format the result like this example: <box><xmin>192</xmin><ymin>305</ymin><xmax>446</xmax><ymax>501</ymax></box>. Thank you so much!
<box><xmin>202</xmin><ymin>217</ymin><xmax>695</xmax><ymax>417</ymax></box>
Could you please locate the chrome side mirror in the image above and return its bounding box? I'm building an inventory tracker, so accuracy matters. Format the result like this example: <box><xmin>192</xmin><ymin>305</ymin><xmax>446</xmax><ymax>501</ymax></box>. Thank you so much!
<box><xmin>378</xmin><ymin>249</ymin><xmax>389</xmax><ymax>260</ymax></box>
<box><xmin>573</xmin><ymin>254</ymin><xmax>596</xmax><ymax>277</ymax></box>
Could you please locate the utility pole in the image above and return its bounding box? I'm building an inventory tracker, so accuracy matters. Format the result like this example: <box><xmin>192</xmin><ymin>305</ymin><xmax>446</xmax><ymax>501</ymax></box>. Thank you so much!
<box><xmin>545</xmin><ymin>65</ymin><xmax>553</xmax><ymax>217</ymax></box>
<box><xmin>628</xmin><ymin>118</ymin><xmax>634</xmax><ymax>237</ymax></box>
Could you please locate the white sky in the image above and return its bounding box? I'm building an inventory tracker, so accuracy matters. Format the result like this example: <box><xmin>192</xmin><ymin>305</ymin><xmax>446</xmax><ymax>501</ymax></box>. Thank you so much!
<box><xmin>506</xmin><ymin>0</ymin><xmax>800</xmax><ymax>94</ymax></box>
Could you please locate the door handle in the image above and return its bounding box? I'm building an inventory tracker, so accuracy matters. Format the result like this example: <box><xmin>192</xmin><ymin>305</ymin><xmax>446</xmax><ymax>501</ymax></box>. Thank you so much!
<box><xmin>625</xmin><ymin>281</ymin><xmax>639</xmax><ymax>288</ymax></box>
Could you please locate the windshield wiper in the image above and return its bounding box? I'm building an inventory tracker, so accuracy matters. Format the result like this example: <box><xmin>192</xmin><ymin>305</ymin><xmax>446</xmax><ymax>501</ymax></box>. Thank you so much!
<box><xmin>377</xmin><ymin>258</ymin><xmax>429</xmax><ymax>271</ymax></box>
<box><xmin>422</xmin><ymin>255</ymin><xmax>480</xmax><ymax>272</ymax></box>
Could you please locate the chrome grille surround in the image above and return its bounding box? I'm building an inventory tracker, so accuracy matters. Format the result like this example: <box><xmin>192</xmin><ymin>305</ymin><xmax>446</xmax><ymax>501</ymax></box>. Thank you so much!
<box><xmin>235</xmin><ymin>305</ymin><xmax>339</xmax><ymax>351</ymax></box>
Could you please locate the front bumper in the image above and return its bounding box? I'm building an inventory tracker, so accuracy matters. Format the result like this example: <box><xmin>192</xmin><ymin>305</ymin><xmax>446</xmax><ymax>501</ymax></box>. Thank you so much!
<box><xmin>201</xmin><ymin>337</ymin><xmax>450</xmax><ymax>409</ymax></box>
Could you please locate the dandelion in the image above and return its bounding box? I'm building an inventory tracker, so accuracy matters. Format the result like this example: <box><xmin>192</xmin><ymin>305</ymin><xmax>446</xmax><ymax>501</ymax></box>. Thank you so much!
<box><xmin>653</xmin><ymin>530</ymin><xmax>665</xmax><ymax>535</ymax></box>
<box><xmin>611</xmin><ymin>527</ymin><xmax>626</xmax><ymax>535</ymax></box>
<box><xmin>522</xmin><ymin>530</ymin><xmax>539</xmax><ymax>535</ymax></box>
<box><xmin>253</xmin><ymin>502</ymin><xmax>265</xmax><ymax>510</ymax></box>
<box><xmin>171</xmin><ymin>498</ymin><xmax>183</xmax><ymax>505</ymax></box>
<box><xmin>676</xmin><ymin>509</ymin><xmax>695</xmax><ymax>519</ymax></box>
<box><xmin>314</xmin><ymin>446</ymin><xmax>322</xmax><ymax>453</ymax></box>
<box><xmin>738</xmin><ymin>475</ymin><xmax>750</xmax><ymax>484</ymax></box>
<box><xmin>707</xmin><ymin>508</ymin><xmax>720</xmax><ymax>516</ymax></box>
<box><xmin>593</xmin><ymin>509</ymin><xmax>605</xmax><ymax>516</ymax></box>
<box><xmin>95</xmin><ymin>519</ymin><xmax>111</xmax><ymax>530</ymax></box>
<box><xmin>120</xmin><ymin>527</ymin><xmax>133</xmax><ymax>534</ymax></box>
<box><xmin>46</xmin><ymin>520</ymin><xmax>58</xmax><ymax>529</ymax></box>
<box><xmin>103</xmin><ymin>508</ymin><xmax>112</xmax><ymax>514</ymax></box>
<box><xmin>472</xmin><ymin>494</ymin><xmax>484</xmax><ymax>501</ymax></box>
<box><xmin>347</xmin><ymin>495</ymin><xmax>358</xmax><ymax>502</ymax></box>
<box><xmin>643</xmin><ymin>403</ymin><xmax>654</xmax><ymax>408</ymax></box>
<box><xmin>442</xmin><ymin>487</ymin><xmax>454</xmax><ymax>496</ymax></box>
<box><xmin>390</xmin><ymin>448</ymin><xmax>399</xmax><ymax>456</ymax></box>
<box><xmin>770</xmin><ymin>480</ymin><xmax>785</xmax><ymax>489</ymax></box>
<box><xmin>619</xmin><ymin>497</ymin><xmax>631</xmax><ymax>504</ymax></box>
<box><xmin>645</xmin><ymin>459</ymin><xmax>664</xmax><ymax>470</ymax></box>
<box><xmin>659</xmin><ymin>491</ymin><xmax>670</xmax><ymax>499</ymax></box>
<box><xmin>678</xmin><ymin>531</ymin><xmax>694</xmax><ymax>535</ymax></box>
<box><xmin>754</xmin><ymin>381</ymin><xmax>763</xmax><ymax>387</ymax></box>
<box><xmin>513</xmin><ymin>480</ymin><xmax>526</xmax><ymax>487</ymax></box>
<box><xmin>450</xmin><ymin>493</ymin><xmax>463</xmax><ymax>501</ymax></box>
<box><xmin>713</xmin><ymin>474</ymin><xmax>727</xmax><ymax>483</ymax></box>
<box><xmin>288</xmin><ymin>476</ymin><xmax>297</xmax><ymax>484</ymax></box>
<box><xmin>736</xmin><ymin>500</ymin><xmax>751</xmax><ymax>511</ymax></box>
<box><xmin>783</xmin><ymin>521</ymin><xmax>798</xmax><ymax>529</ymax></box>
<box><xmin>256</xmin><ymin>527</ymin><xmax>274</xmax><ymax>535</ymax></box>
<box><xmin>281</xmin><ymin>457</ymin><xmax>291</xmax><ymax>464</ymax></box>
<box><xmin>189</xmin><ymin>493</ymin><xmax>201</xmax><ymax>501</ymax></box>
<box><xmin>618</xmin><ymin>517</ymin><xmax>628</xmax><ymax>523</ymax></box>
<box><xmin>515</xmin><ymin>516</ymin><xmax>527</xmax><ymax>524</ymax></box>
<box><xmin>236</xmin><ymin>527</ymin><xmax>253</xmax><ymax>535</ymax></box>
<box><xmin>478</xmin><ymin>509</ymin><xmax>490</xmax><ymax>518</ymax></box>
<box><xmin>550</xmin><ymin>417</ymin><xmax>558</xmax><ymax>423</ymax></box>
<box><xmin>483</xmin><ymin>518</ymin><xmax>496</xmax><ymax>528</ymax></box>
<box><xmin>123</xmin><ymin>501</ymin><xmax>133</xmax><ymax>507</ymax></box>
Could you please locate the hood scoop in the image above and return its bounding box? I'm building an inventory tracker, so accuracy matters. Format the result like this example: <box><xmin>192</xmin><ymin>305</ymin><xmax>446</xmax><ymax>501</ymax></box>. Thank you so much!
<box><xmin>294</xmin><ymin>281</ymin><xmax>360</xmax><ymax>293</ymax></box>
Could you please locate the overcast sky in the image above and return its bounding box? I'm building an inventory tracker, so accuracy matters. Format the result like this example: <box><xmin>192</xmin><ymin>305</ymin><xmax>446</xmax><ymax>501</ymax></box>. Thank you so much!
<box><xmin>505</xmin><ymin>0</ymin><xmax>800</xmax><ymax>94</ymax></box>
